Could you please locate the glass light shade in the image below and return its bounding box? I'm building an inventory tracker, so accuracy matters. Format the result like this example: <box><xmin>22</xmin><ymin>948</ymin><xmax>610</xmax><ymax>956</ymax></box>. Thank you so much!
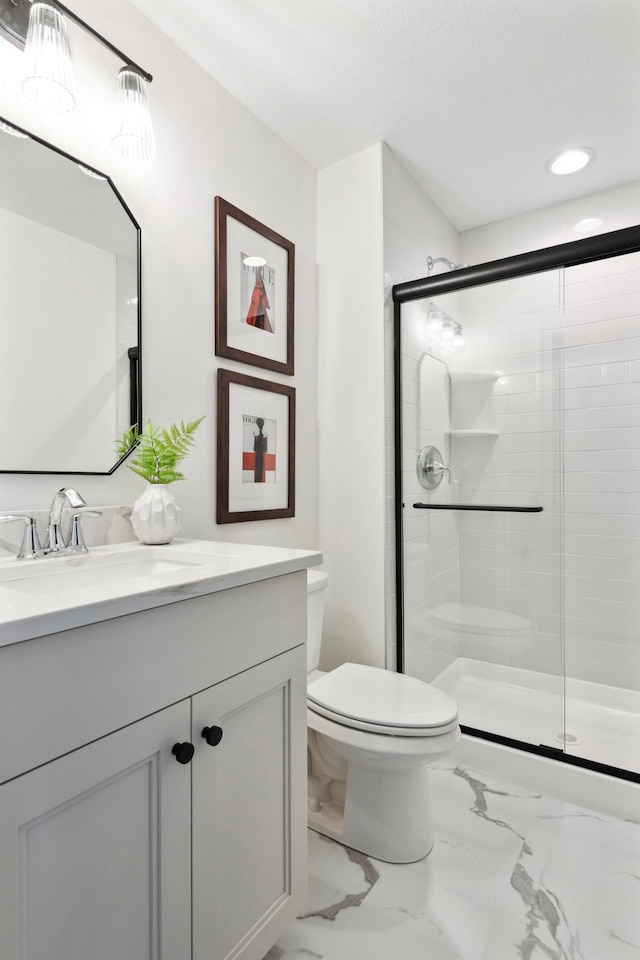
<box><xmin>22</xmin><ymin>3</ymin><xmax>76</xmax><ymax>114</ymax></box>
<box><xmin>452</xmin><ymin>329</ymin><xmax>465</xmax><ymax>351</ymax></box>
<box><xmin>111</xmin><ymin>66</ymin><xmax>156</xmax><ymax>162</ymax></box>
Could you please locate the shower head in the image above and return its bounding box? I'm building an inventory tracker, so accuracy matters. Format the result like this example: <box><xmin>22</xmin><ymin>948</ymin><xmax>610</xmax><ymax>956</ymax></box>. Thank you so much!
<box><xmin>427</xmin><ymin>255</ymin><xmax>468</xmax><ymax>274</ymax></box>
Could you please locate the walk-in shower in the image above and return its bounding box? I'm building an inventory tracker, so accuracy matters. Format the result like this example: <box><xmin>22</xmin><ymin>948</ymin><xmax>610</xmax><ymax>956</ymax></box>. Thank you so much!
<box><xmin>393</xmin><ymin>226</ymin><xmax>640</xmax><ymax>782</ymax></box>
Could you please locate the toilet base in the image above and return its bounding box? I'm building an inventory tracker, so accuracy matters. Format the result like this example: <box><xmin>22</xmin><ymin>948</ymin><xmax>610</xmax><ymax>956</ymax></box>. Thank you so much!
<box><xmin>308</xmin><ymin>790</ymin><xmax>434</xmax><ymax>864</ymax></box>
<box><xmin>307</xmin><ymin>734</ymin><xmax>435</xmax><ymax>863</ymax></box>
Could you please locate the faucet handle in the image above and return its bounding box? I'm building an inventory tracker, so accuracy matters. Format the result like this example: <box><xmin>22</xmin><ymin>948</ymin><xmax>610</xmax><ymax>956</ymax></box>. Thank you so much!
<box><xmin>67</xmin><ymin>511</ymin><xmax>102</xmax><ymax>554</ymax></box>
<box><xmin>0</xmin><ymin>515</ymin><xmax>44</xmax><ymax>560</ymax></box>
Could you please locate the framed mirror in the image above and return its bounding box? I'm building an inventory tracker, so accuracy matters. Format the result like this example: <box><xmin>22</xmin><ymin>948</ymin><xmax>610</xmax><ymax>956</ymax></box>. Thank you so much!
<box><xmin>0</xmin><ymin>116</ymin><xmax>141</xmax><ymax>474</ymax></box>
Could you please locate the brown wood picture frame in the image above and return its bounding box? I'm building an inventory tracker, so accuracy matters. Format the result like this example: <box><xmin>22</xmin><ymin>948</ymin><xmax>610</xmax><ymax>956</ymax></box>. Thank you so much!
<box><xmin>217</xmin><ymin>368</ymin><xmax>296</xmax><ymax>523</ymax></box>
<box><xmin>215</xmin><ymin>197</ymin><xmax>295</xmax><ymax>375</ymax></box>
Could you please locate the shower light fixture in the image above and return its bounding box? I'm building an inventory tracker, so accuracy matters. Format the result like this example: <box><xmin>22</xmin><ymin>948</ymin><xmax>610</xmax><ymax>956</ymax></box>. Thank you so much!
<box><xmin>452</xmin><ymin>328</ymin><xmax>465</xmax><ymax>351</ymax></box>
<box><xmin>426</xmin><ymin>303</ymin><xmax>464</xmax><ymax>352</ymax></box>
<box><xmin>427</xmin><ymin>305</ymin><xmax>444</xmax><ymax>335</ymax></box>
<box><xmin>547</xmin><ymin>147</ymin><xmax>595</xmax><ymax>175</ymax></box>
<box><xmin>0</xmin><ymin>0</ymin><xmax>155</xmax><ymax>161</ymax></box>
<box><xmin>441</xmin><ymin>320</ymin><xmax>455</xmax><ymax>341</ymax></box>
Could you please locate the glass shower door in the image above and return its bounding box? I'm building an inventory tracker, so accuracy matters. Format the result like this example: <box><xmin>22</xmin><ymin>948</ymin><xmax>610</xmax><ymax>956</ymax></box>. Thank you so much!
<box><xmin>561</xmin><ymin>252</ymin><xmax>640</xmax><ymax>774</ymax></box>
<box><xmin>399</xmin><ymin>269</ymin><xmax>565</xmax><ymax>751</ymax></box>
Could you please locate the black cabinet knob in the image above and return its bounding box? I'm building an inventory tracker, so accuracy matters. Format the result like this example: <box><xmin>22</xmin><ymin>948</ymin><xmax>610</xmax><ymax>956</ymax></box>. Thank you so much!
<box><xmin>172</xmin><ymin>742</ymin><xmax>195</xmax><ymax>764</ymax></box>
<box><xmin>201</xmin><ymin>725</ymin><xmax>223</xmax><ymax>747</ymax></box>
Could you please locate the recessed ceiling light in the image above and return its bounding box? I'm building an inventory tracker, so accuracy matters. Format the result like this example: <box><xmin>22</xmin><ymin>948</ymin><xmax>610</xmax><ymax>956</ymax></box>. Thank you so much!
<box><xmin>547</xmin><ymin>147</ymin><xmax>595</xmax><ymax>175</ymax></box>
<box><xmin>574</xmin><ymin>216</ymin><xmax>604</xmax><ymax>234</ymax></box>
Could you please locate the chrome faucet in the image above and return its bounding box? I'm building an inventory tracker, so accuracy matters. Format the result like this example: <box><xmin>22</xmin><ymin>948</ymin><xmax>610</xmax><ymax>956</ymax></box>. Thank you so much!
<box><xmin>45</xmin><ymin>487</ymin><xmax>87</xmax><ymax>554</ymax></box>
<box><xmin>0</xmin><ymin>488</ymin><xmax>102</xmax><ymax>560</ymax></box>
<box><xmin>0</xmin><ymin>515</ymin><xmax>45</xmax><ymax>560</ymax></box>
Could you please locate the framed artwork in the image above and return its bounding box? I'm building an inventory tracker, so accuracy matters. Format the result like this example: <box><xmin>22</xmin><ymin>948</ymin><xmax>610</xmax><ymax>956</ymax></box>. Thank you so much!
<box><xmin>215</xmin><ymin>196</ymin><xmax>295</xmax><ymax>376</ymax></box>
<box><xmin>217</xmin><ymin>368</ymin><xmax>296</xmax><ymax>523</ymax></box>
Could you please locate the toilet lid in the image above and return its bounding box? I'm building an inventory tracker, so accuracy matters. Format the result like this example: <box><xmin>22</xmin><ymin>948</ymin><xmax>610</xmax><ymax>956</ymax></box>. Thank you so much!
<box><xmin>307</xmin><ymin>663</ymin><xmax>458</xmax><ymax>734</ymax></box>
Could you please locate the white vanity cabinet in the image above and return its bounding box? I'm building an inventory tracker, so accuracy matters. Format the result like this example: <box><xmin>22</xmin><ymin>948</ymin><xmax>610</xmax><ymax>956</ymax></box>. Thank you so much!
<box><xmin>192</xmin><ymin>646</ymin><xmax>307</xmax><ymax>960</ymax></box>
<box><xmin>0</xmin><ymin>701</ymin><xmax>193</xmax><ymax>960</ymax></box>
<box><xmin>0</xmin><ymin>567</ymin><xmax>309</xmax><ymax>960</ymax></box>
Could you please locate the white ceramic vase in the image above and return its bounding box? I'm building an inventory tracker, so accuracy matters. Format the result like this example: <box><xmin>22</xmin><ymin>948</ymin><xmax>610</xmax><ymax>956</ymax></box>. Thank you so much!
<box><xmin>131</xmin><ymin>484</ymin><xmax>182</xmax><ymax>545</ymax></box>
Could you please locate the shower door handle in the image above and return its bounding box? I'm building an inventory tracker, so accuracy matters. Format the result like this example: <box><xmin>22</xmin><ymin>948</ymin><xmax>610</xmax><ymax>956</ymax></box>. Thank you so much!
<box><xmin>413</xmin><ymin>503</ymin><xmax>543</xmax><ymax>512</ymax></box>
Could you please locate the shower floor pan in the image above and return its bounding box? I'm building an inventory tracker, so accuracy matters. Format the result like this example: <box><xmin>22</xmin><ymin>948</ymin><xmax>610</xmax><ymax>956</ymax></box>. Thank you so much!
<box><xmin>432</xmin><ymin>658</ymin><xmax>640</xmax><ymax>776</ymax></box>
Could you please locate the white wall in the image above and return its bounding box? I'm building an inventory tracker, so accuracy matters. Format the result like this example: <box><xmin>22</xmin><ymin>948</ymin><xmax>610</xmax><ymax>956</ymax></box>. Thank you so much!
<box><xmin>0</xmin><ymin>0</ymin><xmax>318</xmax><ymax>552</ymax></box>
<box><xmin>317</xmin><ymin>144</ymin><xmax>386</xmax><ymax>669</ymax></box>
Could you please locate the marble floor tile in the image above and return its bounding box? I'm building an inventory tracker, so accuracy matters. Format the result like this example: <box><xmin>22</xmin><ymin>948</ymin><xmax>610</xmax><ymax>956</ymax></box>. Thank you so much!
<box><xmin>265</xmin><ymin>760</ymin><xmax>640</xmax><ymax>960</ymax></box>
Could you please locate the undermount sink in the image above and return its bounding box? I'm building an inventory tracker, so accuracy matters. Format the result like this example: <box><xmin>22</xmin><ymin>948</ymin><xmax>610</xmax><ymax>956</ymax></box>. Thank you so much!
<box><xmin>0</xmin><ymin>546</ymin><xmax>240</xmax><ymax>595</ymax></box>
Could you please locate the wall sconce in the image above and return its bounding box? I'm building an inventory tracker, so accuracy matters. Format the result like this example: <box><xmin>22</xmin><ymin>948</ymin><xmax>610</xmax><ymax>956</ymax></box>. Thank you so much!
<box><xmin>0</xmin><ymin>0</ymin><xmax>155</xmax><ymax>160</ymax></box>
<box><xmin>22</xmin><ymin>2</ymin><xmax>75</xmax><ymax>112</ymax></box>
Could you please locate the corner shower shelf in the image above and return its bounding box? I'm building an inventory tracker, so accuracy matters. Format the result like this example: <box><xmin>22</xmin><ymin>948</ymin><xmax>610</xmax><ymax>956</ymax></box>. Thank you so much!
<box><xmin>447</xmin><ymin>429</ymin><xmax>498</xmax><ymax>437</ymax></box>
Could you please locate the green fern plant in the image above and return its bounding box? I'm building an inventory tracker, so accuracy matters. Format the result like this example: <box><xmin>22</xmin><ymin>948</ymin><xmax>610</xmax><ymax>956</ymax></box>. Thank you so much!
<box><xmin>117</xmin><ymin>417</ymin><xmax>205</xmax><ymax>485</ymax></box>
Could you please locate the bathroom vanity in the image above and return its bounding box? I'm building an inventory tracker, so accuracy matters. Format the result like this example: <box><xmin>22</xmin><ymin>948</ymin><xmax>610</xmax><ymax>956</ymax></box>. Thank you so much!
<box><xmin>0</xmin><ymin>539</ymin><xmax>320</xmax><ymax>960</ymax></box>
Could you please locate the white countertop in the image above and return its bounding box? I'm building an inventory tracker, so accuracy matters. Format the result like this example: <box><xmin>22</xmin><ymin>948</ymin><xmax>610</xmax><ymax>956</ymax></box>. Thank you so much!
<box><xmin>0</xmin><ymin>538</ymin><xmax>322</xmax><ymax>647</ymax></box>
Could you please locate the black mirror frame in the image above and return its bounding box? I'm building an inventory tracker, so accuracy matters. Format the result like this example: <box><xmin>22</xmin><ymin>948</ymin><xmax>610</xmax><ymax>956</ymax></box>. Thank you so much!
<box><xmin>0</xmin><ymin>115</ymin><xmax>142</xmax><ymax>476</ymax></box>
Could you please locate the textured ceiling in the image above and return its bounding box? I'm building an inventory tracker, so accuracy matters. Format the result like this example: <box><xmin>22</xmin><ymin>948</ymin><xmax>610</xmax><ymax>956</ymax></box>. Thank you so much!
<box><xmin>127</xmin><ymin>0</ymin><xmax>640</xmax><ymax>230</ymax></box>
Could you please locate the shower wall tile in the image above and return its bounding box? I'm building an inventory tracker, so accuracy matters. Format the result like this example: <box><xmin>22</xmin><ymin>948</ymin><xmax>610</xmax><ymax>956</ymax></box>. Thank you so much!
<box><xmin>565</xmin><ymin>404</ymin><xmax>640</xmax><ymax>429</ymax></box>
<box><xmin>565</xmin><ymin>553</ymin><xmax>629</xmax><ymax>579</ymax></box>
<box><xmin>564</xmin><ymin>363</ymin><xmax>629</xmax><ymax>388</ymax></box>
<box><xmin>567</xmin><ymin>533</ymin><xmax>640</xmax><ymax>559</ymax></box>
<box><xmin>564</xmin><ymin>427</ymin><xmax>631</xmax><ymax>450</ymax></box>
<box><xmin>565</xmin><ymin>337</ymin><xmax>640</xmax><ymax>367</ymax></box>
<box><xmin>565</xmin><ymin>268</ymin><xmax>640</xmax><ymax>303</ymax></box>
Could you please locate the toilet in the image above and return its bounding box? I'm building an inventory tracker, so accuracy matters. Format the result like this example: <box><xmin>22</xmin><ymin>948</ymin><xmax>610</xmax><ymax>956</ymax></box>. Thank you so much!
<box><xmin>306</xmin><ymin>569</ymin><xmax>460</xmax><ymax>863</ymax></box>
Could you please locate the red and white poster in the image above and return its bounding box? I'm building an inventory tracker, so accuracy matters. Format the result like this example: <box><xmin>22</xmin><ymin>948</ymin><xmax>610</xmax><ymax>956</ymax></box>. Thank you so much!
<box><xmin>241</xmin><ymin>256</ymin><xmax>276</xmax><ymax>333</ymax></box>
<box><xmin>242</xmin><ymin>414</ymin><xmax>277</xmax><ymax>483</ymax></box>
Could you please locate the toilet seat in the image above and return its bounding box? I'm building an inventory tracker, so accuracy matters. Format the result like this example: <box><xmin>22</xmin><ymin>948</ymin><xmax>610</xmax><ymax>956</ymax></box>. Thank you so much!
<box><xmin>307</xmin><ymin>663</ymin><xmax>458</xmax><ymax>737</ymax></box>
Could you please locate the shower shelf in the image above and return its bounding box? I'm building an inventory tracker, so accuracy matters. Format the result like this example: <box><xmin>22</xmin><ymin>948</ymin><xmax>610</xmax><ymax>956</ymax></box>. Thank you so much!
<box><xmin>413</xmin><ymin>503</ymin><xmax>543</xmax><ymax>513</ymax></box>
<box><xmin>447</xmin><ymin>429</ymin><xmax>498</xmax><ymax>437</ymax></box>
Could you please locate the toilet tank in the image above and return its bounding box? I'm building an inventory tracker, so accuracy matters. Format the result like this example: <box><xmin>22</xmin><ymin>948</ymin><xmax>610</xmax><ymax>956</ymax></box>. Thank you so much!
<box><xmin>306</xmin><ymin>569</ymin><xmax>328</xmax><ymax>673</ymax></box>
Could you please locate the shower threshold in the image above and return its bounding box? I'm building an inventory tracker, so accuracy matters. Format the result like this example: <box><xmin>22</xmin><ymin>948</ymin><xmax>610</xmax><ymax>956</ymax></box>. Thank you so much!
<box><xmin>432</xmin><ymin>658</ymin><xmax>640</xmax><ymax>776</ymax></box>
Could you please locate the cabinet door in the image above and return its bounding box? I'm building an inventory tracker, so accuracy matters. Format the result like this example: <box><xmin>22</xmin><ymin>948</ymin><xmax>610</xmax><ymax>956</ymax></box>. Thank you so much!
<box><xmin>0</xmin><ymin>702</ymin><xmax>192</xmax><ymax>960</ymax></box>
<box><xmin>192</xmin><ymin>645</ymin><xmax>307</xmax><ymax>960</ymax></box>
